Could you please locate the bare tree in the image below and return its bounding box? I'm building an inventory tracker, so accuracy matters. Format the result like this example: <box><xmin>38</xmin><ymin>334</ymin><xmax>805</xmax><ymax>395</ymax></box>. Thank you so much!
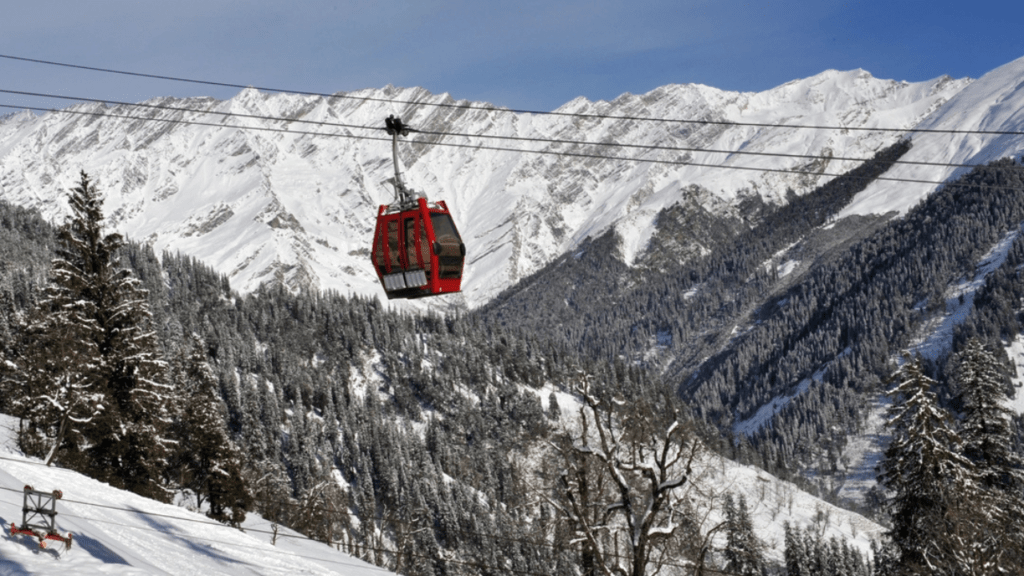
<box><xmin>545</xmin><ymin>376</ymin><xmax>703</xmax><ymax>576</ymax></box>
<box><xmin>386</xmin><ymin>505</ymin><xmax>431</xmax><ymax>575</ymax></box>
<box><xmin>293</xmin><ymin>478</ymin><xmax>350</xmax><ymax>547</ymax></box>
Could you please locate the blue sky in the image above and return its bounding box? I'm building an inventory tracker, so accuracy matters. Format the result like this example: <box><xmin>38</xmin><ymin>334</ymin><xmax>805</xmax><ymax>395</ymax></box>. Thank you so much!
<box><xmin>1</xmin><ymin>0</ymin><xmax>1023</xmax><ymax>113</ymax></box>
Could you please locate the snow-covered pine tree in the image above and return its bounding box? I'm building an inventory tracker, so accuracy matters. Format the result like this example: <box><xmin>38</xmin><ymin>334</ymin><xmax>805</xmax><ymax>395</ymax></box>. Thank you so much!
<box><xmin>950</xmin><ymin>338</ymin><xmax>1020</xmax><ymax>487</ymax></box>
<box><xmin>785</xmin><ymin>523</ymin><xmax>870</xmax><ymax>576</ymax></box>
<box><xmin>723</xmin><ymin>493</ymin><xmax>766</xmax><ymax>576</ymax></box>
<box><xmin>168</xmin><ymin>335</ymin><xmax>250</xmax><ymax>525</ymax></box>
<box><xmin>949</xmin><ymin>338</ymin><xmax>1024</xmax><ymax>571</ymax></box>
<box><xmin>877</xmin><ymin>353</ymin><xmax>978</xmax><ymax>575</ymax></box>
<box><xmin>6</xmin><ymin>266</ymin><xmax>104</xmax><ymax>466</ymax></box>
<box><xmin>13</xmin><ymin>171</ymin><xmax>172</xmax><ymax>499</ymax></box>
<box><xmin>0</xmin><ymin>280</ymin><xmax>17</xmax><ymax>404</ymax></box>
<box><xmin>783</xmin><ymin>522</ymin><xmax>808</xmax><ymax>576</ymax></box>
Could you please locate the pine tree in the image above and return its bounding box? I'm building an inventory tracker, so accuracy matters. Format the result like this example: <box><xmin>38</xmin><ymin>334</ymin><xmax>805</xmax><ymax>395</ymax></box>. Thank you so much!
<box><xmin>723</xmin><ymin>493</ymin><xmax>766</xmax><ymax>576</ymax></box>
<box><xmin>7</xmin><ymin>279</ymin><xmax>104</xmax><ymax>466</ymax></box>
<box><xmin>11</xmin><ymin>172</ymin><xmax>172</xmax><ymax>499</ymax></box>
<box><xmin>877</xmin><ymin>354</ymin><xmax>978</xmax><ymax>574</ymax></box>
<box><xmin>783</xmin><ymin>523</ymin><xmax>807</xmax><ymax>576</ymax></box>
<box><xmin>950</xmin><ymin>338</ymin><xmax>1019</xmax><ymax>488</ymax></box>
<box><xmin>0</xmin><ymin>282</ymin><xmax>19</xmax><ymax>414</ymax></box>
<box><xmin>169</xmin><ymin>335</ymin><xmax>250</xmax><ymax>525</ymax></box>
<box><xmin>949</xmin><ymin>338</ymin><xmax>1024</xmax><ymax>571</ymax></box>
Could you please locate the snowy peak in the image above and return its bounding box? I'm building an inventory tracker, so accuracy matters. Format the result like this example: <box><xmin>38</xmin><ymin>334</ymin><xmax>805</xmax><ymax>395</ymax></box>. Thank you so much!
<box><xmin>918</xmin><ymin>56</ymin><xmax>1024</xmax><ymax>134</ymax></box>
<box><xmin>842</xmin><ymin>55</ymin><xmax>1024</xmax><ymax>217</ymax></box>
<box><xmin>544</xmin><ymin>71</ymin><xmax>968</xmax><ymax>267</ymax></box>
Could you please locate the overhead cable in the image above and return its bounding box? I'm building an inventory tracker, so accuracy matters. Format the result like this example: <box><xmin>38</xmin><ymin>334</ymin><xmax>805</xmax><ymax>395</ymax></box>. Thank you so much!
<box><xmin>1</xmin><ymin>87</ymin><xmax>1016</xmax><ymax>173</ymax></box>
<box><xmin>3</xmin><ymin>52</ymin><xmax>1024</xmax><ymax>136</ymax></box>
<box><xmin>3</xmin><ymin>102</ymin><xmax>1024</xmax><ymax>195</ymax></box>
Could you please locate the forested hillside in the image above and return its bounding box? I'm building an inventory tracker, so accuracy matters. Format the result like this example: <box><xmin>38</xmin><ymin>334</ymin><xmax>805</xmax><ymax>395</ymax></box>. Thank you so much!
<box><xmin>0</xmin><ymin>168</ymin><xmax>904</xmax><ymax>575</ymax></box>
<box><xmin>3</xmin><ymin>140</ymin><xmax>1024</xmax><ymax>575</ymax></box>
<box><xmin>479</xmin><ymin>145</ymin><xmax>1024</xmax><ymax>504</ymax></box>
<box><xmin>5</xmin><ymin>139</ymin><xmax>1024</xmax><ymax>576</ymax></box>
<box><xmin>0</xmin><ymin>191</ymin><xmax>653</xmax><ymax>574</ymax></box>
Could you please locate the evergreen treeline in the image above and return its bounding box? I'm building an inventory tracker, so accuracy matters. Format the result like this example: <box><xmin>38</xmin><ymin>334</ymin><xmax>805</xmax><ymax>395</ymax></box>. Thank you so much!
<box><xmin>0</xmin><ymin>198</ymin><xmax>54</xmax><ymax>374</ymax></box>
<box><xmin>717</xmin><ymin>158</ymin><xmax>1024</xmax><ymax>487</ymax></box>
<box><xmin>784</xmin><ymin>522</ymin><xmax>870</xmax><ymax>576</ymax></box>
<box><xmin>478</xmin><ymin>139</ymin><xmax>912</xmax><ymax>365</ymax></box>
<box><xmin>133</xmin><ymin>256</ymin><xmax>596</xmax><ymax>574</ymax></box>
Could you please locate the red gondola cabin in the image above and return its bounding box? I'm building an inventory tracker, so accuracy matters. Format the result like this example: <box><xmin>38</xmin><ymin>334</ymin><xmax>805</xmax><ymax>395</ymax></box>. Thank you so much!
<box><xmin>371</xmin><ymin>197</ymin><xmax>465</xmax><ymax>299</ymax></box>
<box><xmin>371</xmin><ymin>115</ymin><xmax>465</xmax><ymax>299</ymax></box>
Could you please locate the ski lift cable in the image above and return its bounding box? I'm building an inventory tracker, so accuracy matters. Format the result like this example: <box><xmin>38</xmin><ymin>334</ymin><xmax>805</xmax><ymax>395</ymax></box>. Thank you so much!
<box><xmin>3</xmin><ymin>102</ymin><xmax>1024</xmax><ymax>196</ymax></box>
<box><xmin>0</xmin><ymin>88</ymin><xmax>380</xmax><ymax>133</ymax></box>
<box><xmin>3</xmin><ymin>87</ymin><xmax>1024</xmax><ymax>174</ymax></box>
<box><xmin>2</xmin><ymin>52</ymin><xmax>1023</xmax><ymax>137</ymax></box>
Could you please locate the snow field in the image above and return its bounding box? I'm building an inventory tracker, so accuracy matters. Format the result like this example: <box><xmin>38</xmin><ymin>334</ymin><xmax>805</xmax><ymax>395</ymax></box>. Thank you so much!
<box><xmin>0</xmin><ymin>416</ymin><xmax>386</xmax><ymax>576</ymax></box>
<box><xmin>841</xmin><ymin>56</ymin><xmax>1024</xmax><ymax>219</ymax></box>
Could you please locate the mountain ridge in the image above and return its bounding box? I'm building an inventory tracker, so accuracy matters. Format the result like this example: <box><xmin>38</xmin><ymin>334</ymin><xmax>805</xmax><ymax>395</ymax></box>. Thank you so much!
<box><xmin>841</xmin><ymin>54</ymin><xmax>1024</xmax><ymax>218</ymax></box>
<box><xmin>0</xmin><ymin>67</ymin><xmax>971</xmax><ymax>307</ymax></box>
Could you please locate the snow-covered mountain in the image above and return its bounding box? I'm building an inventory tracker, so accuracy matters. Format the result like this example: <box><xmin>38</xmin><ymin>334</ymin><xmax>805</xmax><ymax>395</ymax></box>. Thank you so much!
<box><xmin>0</xmin><ymin>67</ymin><xmax>971</xmax><ymax>308</ymax></box>
<box><xmin>841</xmin><ymin>54</ymin><xmax>1024</xmax><ymax>217</ymax></box>
<box><xmin>468</xmin><ymin>55</ymin><xmax>1024</xmax><ymax>510</ymax></box>
<box><xmin>11</xmin><ymin>53</ymin><xmax>1024</xmax><ymax>569</ymax></box>
<box><xmin>723</xmin><ymin>57</ymin><xmax>1024</xmax><ymax>510</ymax></box>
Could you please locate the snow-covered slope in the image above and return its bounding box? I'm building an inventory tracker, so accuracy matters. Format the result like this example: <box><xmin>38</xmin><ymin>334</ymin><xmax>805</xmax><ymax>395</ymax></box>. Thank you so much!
<box><xmin>0</xmin><ymin>70</ymin><xmax>968</xmax><ymax>307</ymax></box>
<box><xmin>1005</xmin><ymin>336</ymin><xmax>1024</xmax><ymax>416</ymax></box>
<box><xmin>0</xmin><ymin>416</ymin><xmax>384</xmax><ymax>576</ymax></box>
<box><xmin>686</xmin><ymin>450</ymin><xmax>883</xmax><ymax>565</ymax></box>
<box><xmin>536</xmin><ymin>386</ymin><xmax>884</xmax><ymax>564</ymax></box>
<box><xmin>841</xmin><ymin>55</ymin><xmax>1024</xmax><ymax>217</ymax></box>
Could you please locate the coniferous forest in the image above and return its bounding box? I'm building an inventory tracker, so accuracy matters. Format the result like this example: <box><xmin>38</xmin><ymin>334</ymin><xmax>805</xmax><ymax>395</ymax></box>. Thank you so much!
<box><xmin>483</xmin><ymin>146</ymin><xmax>1024</xmax><ymax>491</ymax></box>
<box><xmin>1</xmin><ymin>147</ymin><xmax>1024</xmax><ymax>574</ymax></box>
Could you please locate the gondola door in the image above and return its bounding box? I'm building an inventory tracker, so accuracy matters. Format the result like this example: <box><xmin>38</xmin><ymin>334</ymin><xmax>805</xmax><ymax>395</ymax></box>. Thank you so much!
<box><xmin>401</xmin><ymin>208</ymin><xmax>433</xmax><ymax>291</ymax></box>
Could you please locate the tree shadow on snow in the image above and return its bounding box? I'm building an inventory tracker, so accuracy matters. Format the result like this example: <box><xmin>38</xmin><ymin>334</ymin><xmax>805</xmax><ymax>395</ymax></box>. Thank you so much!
<box><xmin>71</xmin><ymin>532</ymin><xmax>131</xmax><ymax>565</ymax></box>
<box><xmin>0</xmin><ymin>556</ymin><xmax>31</xmax><ymax>576</ymax></box>
<box><xmin>128</xmin><ymin>507</ymin><xmax>249</xmax><ymax>568</ymax></box>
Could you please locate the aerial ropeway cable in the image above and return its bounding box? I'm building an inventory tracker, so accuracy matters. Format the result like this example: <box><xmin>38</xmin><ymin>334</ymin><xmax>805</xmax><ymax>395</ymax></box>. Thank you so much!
<box><xmin>5</xmin><ymin>52</ymin><xmax>1024</xmax><ymax>137</ymax></box>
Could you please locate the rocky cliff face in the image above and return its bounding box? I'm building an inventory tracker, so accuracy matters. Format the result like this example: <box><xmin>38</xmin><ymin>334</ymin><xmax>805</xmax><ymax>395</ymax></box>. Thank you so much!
<box><xmin>0</xmin><ymin>70</ymin><xmax>969</xmax><ymax>307</ymax></box>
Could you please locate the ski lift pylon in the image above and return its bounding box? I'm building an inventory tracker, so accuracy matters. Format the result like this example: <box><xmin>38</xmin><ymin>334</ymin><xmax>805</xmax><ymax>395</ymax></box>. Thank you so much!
<box><xmin>9</xmin><ymin>484</ymin><xmax>73</xmax><ymax>550</ymax></box>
